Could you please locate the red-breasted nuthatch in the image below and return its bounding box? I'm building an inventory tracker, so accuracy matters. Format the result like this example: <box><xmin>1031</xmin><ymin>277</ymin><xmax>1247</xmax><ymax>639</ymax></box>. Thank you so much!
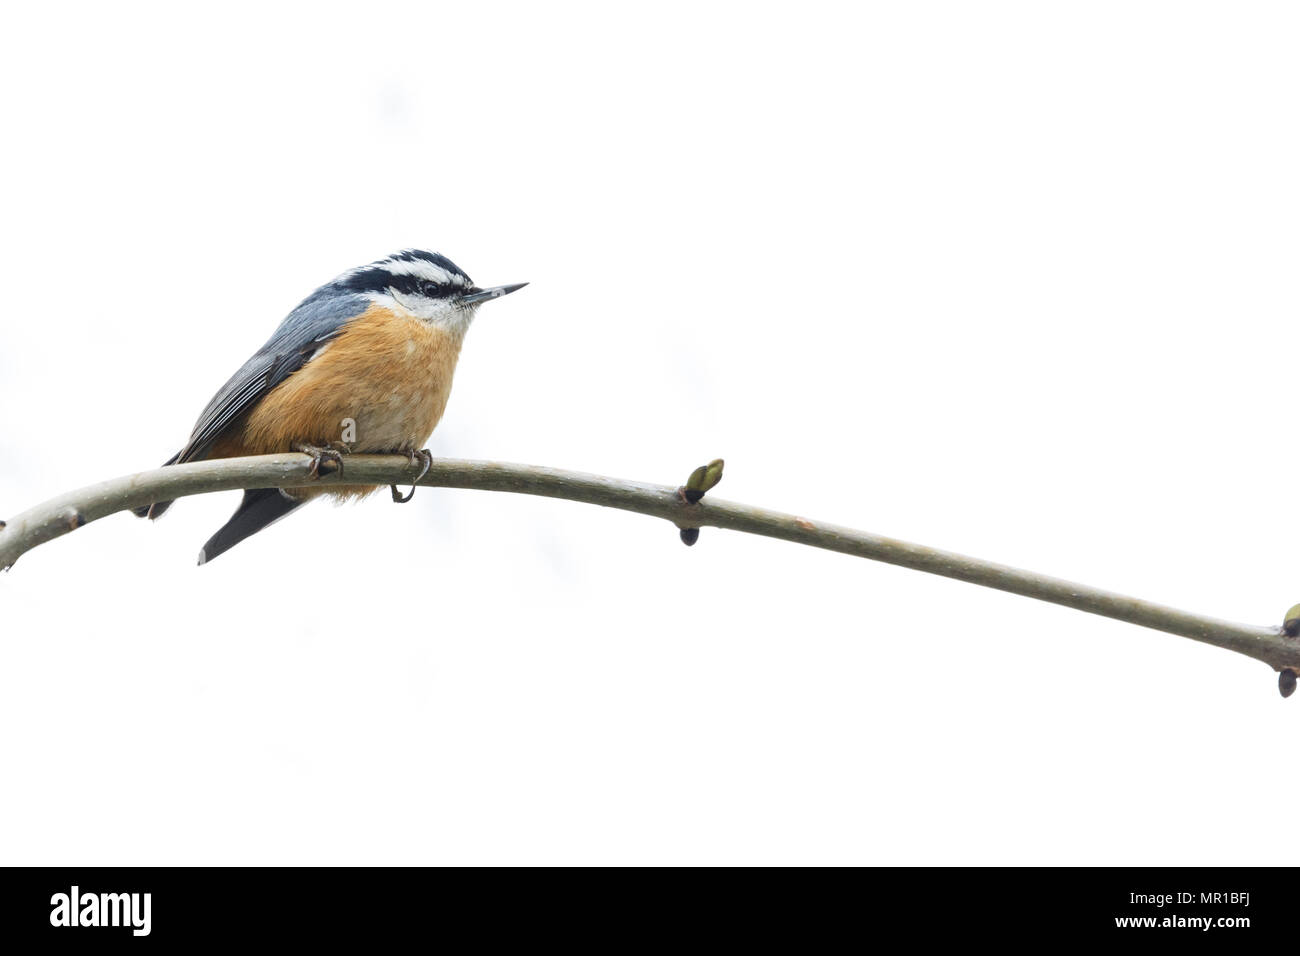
<box><xmin>133</xmin><ymin>250</ymin><xmax>526</xmax><ymax>563</ymax></box>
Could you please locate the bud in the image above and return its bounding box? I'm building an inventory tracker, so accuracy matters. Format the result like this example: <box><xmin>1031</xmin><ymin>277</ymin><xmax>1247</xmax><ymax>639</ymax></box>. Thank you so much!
<box><xmin>1284</xmin><ymin>604</ymin><xmax>1300</xmax><ymax>637</ymax></box>
<box><xmin>702</xmin><ymin>458</ymin><xmax>725</xmax><ymax>492</ymax></box>
<box><xmin>681</xmin><ymin>467</ymin><xmax>707</xmax><ymax>503</ymax></box>
<box><xmin>1280</xmin><ymin>669</ymin><xmax>1297</xmax><ymax>698</ymax></box>
<box><xmin>682</xmin><ymin>459</ymin><xmax>724</xmax><ymax>504</ymax></box>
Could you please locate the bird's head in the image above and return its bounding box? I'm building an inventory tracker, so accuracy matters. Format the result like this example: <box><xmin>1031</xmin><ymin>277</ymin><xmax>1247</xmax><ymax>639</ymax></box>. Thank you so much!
<box><xmin>326</xmin><ymin>249</ymin><xmax>526</xmax><ymax>333</ymax></box>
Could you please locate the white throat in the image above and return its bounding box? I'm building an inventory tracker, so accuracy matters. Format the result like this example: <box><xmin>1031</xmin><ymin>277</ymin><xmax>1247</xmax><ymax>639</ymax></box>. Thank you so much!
<box><xmin>385</xmin><ymin>288</ymin><xmax>476</xmax><ymax>336</ymax></box>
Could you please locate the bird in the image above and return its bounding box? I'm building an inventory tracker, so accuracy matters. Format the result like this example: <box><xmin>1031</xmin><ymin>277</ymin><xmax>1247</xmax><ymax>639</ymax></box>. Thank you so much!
<box><xmin>133</xmin><ymin>249</ymin><xmax>526</xmax><ymax>564</ymax></box>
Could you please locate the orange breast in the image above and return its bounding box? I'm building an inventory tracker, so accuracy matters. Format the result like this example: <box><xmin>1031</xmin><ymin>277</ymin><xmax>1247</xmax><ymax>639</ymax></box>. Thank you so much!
<box><xmin>212</xmin><ymin>303</ymin><xmax>465</xmax><ymax>500</ymax></box>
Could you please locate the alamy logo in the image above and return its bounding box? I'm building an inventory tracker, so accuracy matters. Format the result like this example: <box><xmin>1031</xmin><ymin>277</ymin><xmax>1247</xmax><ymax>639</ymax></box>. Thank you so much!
<box><xmin>49</xmin><ymin>885</ymin><xmax>151</xmax><ymax>937</ymax></box>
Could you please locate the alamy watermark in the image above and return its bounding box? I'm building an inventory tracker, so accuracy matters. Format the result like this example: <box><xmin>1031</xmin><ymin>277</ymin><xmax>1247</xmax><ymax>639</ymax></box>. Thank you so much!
<box><xmin>49</xmin><ymin>885</ymin><xmax>150</xmax><ymax>937</ymax></box>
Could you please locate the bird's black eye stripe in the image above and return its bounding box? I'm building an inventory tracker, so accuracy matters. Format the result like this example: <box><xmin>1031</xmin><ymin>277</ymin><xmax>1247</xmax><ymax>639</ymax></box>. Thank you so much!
<box><xmin>390</xmin><ymin>274</ymin><xmax>457</xmax><ymax>299</ymax></box>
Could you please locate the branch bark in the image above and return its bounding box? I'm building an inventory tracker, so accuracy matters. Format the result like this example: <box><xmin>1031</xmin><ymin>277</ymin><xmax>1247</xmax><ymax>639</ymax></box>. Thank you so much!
<box><xmin>1</xmin><ymin>453</ymin><xmax>1295</xmax><ymax>675</ymax></box>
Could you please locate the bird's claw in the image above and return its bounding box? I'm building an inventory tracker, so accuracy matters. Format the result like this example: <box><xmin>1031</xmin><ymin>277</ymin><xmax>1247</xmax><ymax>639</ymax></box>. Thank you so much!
<box><xmin>391</xmin><ymin>448</ymin><xmax>433</xmax><ymax>503</ymax></box>
<box><xmin>292</xmin><ymin>441</ymin><xmax>345</xmax><ymax>479</ymax></box>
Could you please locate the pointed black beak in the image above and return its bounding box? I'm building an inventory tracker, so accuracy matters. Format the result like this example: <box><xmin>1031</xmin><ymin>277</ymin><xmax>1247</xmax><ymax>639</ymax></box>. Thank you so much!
<box><xmin>462</xmin><ymin>282</ymin><xmax>528</xmax><ymax>306</ymax></box>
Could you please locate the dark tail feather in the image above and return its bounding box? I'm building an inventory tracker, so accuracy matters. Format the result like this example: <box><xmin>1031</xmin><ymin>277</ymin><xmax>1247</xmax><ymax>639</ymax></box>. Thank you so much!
<box><xmin>132</xmin><ymin>450</ymin><xmax>184</xmax><ymax>519</ymax></box>
<box><xmin>198</xmin><ymin>489</ymin><xmax>305</xmax><ymax>565</ymax></box>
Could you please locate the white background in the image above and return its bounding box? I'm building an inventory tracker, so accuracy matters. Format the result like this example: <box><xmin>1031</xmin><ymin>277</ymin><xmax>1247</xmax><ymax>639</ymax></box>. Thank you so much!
<box><xmin>1</xmin><ymin>1</ymin><xmax>1296</xmax><ymax>865</ymax></box>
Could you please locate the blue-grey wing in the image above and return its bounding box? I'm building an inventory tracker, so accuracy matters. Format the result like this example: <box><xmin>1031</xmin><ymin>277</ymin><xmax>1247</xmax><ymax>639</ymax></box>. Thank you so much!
<box><xmin>176</xmin><ymin>292</ymin><xmax>372</xmax><ymax>462</ymax></box>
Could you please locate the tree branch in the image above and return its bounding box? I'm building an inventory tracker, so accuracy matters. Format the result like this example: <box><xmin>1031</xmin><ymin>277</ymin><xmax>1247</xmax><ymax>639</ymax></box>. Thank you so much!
<box><xmin>2</xmin><ymin>453</ymin><xmax>1296</xmax><ymax>680</ymax></box>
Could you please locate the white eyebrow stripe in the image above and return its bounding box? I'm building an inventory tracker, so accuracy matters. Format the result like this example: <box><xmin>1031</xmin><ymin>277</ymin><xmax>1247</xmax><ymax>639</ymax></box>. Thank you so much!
<box><xmin>377</xmin><ymin>260</ymin><xmax>455</xmax><ymax>283</ymax></box>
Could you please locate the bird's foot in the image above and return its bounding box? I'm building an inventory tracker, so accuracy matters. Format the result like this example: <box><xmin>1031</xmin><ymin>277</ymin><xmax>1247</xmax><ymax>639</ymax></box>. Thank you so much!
<box><xmin>391</xmin><ymin>447</ymin><xmax>433</xmax><ymax>503</ymax></box>
<box><xmin>292</xmin><ymin>441</ymin><xmax>346</xmax><ymax>479</ymax></box>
